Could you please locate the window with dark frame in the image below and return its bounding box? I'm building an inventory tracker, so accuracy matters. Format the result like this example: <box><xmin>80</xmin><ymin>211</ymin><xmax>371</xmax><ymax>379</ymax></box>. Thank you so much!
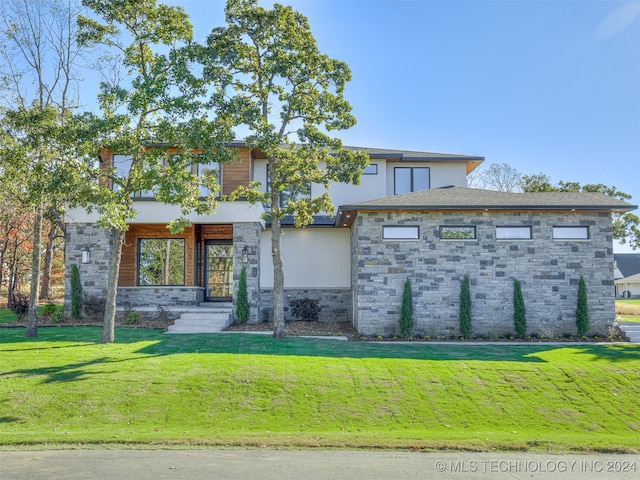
<box><xmin>266</xmin><ymin>165</ymin><xmax>311</xmax><ymax>207</ymax></box>
<box><xmin>552</xmin><ymin>226</ymin><xmax>589</xmax><ymax>240</ymax></box>
<box><xmin>394</xmin><ymin>166</ymin><xmax>430</xmax><ymax>194</ymax></box>
<box><xmin>137</xmin><ymin>238</ymin><xmax>186</xmax><ymax>286</ymax></box>
<box><xmin>439</xmin><ymin>226</ymin><xmax>476</xmax><ymax>240</ymax></box>
<box><xmin>382</xmin><ymin>226</ymin><xmax>420</xmax><ymax>240</ymax></box>
<box><xmin>496</xmin><ymin>226</ymin><xmax>532</xmax><ymax>240</ymax></box>
<box><xmin>363</xmin><ymin>163</ymin><xmax>378</xmax><ymax>175</ymax></box>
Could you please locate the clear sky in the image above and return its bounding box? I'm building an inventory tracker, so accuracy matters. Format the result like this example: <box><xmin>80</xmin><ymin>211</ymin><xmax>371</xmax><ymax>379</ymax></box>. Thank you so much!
<box><xmin>125</xmin><ymin>0</ymin><xmax>640</xmax><ymax>251</ymax></box>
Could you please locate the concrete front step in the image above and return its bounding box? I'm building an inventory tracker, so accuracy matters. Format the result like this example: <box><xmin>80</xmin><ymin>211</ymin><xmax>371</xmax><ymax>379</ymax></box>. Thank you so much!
<box><xmin>166</xmin><ymin>304</ymin><xmax>233</xmax><ymax>334</ymax></box>
<box><xmin>617</xmin><ymin>323</ymin><xmax>640</xmax><ymax>343</ymax></box>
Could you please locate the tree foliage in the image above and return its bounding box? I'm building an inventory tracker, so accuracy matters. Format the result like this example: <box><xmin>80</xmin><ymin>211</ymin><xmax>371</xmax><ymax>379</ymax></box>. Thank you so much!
<box><xmin>399</xmin><ymin>277</ymin><xmax>413</xmax><ymax>338</ymax></box>
<box><xmin>513</xmin><ymin>278</ymin><xmax>526</xmax><ymax>337</ymax></box>
<box><xmin>78</xmin><ymin>0</ymin><xmax>234</xmax><ymax>342</ymax></box>
<box><xmin>70</xmin><ymin>264</ymin><xmax>83</xmax><ymax>319</ymax></box>
<box><xmin>459</xmin><ymin>275</ymin><xmax>472</xmax><ymax>338</ymax></box>
<box><xmin>201</xmin><ymin>0</ymin><xmax>368</xmax><ymax>338</ymax></box>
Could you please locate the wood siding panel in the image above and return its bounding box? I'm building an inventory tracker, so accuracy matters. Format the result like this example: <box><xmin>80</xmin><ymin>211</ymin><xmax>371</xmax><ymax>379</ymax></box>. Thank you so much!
<box><xmin>118</xmin><ymin>225</ymin><xmax>196</xmax><ymax>287</ymax></box>
<box><xmin>222</xmin><ymin>147</ymin><xmax>251</xmax><ymax>195</ymax></box>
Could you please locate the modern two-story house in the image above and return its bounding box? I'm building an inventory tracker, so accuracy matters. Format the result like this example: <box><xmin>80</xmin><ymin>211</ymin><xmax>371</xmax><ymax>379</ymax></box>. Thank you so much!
<box><xmin>64</xmin><ymin>142</ymin><xmax>636</xmax><ymax>337</ymax></box>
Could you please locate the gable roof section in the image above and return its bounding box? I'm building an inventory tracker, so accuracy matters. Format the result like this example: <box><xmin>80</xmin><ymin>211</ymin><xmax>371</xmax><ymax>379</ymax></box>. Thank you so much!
<box><xmin>337</xmin><ymin>186</ymin><xmax>637</xmax><ymax>225</ymax></box>
<box><xmin>614</xmin><ymin>253</ymin><xmax>640</xmax><ymax>278</ymax></box>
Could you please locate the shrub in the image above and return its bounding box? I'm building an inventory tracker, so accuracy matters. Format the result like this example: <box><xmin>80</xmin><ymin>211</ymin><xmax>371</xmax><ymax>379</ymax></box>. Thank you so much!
<box><xmin>289</xmin><ymin>298</ymin><xmax>320</xmax><ymax>321</ymax></box>
<box><xmin>459</xmin><ymin>275</ymin><xmax>472</xmax><ymax>337</ymax></box>
<box><xmin>50</xmin><ymin>311</ymin><xmax>63</xmax><ymax>324</ymax></box>
<box><xmin>236</xmin><ymin>266</ymin><xmax>250</xmax><ymax>324</ymax></box>
<box><xmin>576</xmin><ymin>275</ymin><xmax>589</xmax><ymax>336</ymax></box>
<box><xmin>43</xmin><ymin>303</ymin><xmax>57</xmax><ymax>317</ymax></box>
<box><xmin>125</xmin><ymin>311</ymin><xmax>140</xmax><ymax>325</ymax></box>
<box><xmin>399</xmin><ymin>277</ymin><xmax>413</xmax><ymax>337</ymax></box>
<box><xmin>70</xmin><ymin>264</ymin><xmax>83</xmax><ymax>319</ymax></box>
<box><xmin>10</xmin><ymin>293</ymin><xmax>29</xmax><ymax>319</ymax></box>
<box><xmin>513</xmin><ymin>278</ymin><xmax>526</xmax><ymax>337</ymax></box>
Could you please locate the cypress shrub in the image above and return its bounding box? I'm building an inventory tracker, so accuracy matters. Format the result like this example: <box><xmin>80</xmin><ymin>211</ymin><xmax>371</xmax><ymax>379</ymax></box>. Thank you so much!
<box><xmin>576</xmin><ymin>275</ymin><xmax>589</xmax><ymax>336</ymax></box>
<box><xmin>70</xmin><ymin>264</ymin><xmax>83</xmax><ymax>319</ymax></box>
<box><xmin>513</xmin><ymin>278</ymin><xmax>526</xmax><ymax>337</ymax></box>
<box><xmin>236</xmin><ymin>265</ymin><xmax>250</xmax><ymax>324</ymax></box>
<box><xmin>459</xmin><ymin>275</ymin><xmax>472</xmax><ymax>338</ymax></box>
<box><xmin>399</xmin><ymin>277</ymin><xmax>413</xmax><ymax>337</ymax></box>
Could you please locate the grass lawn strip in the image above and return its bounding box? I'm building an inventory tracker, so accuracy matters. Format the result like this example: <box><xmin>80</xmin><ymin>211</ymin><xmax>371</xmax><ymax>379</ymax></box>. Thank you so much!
<box><xmin>0</xmin><ymin>327</ymin><xmax>639</xmax><ymax>452</ymax></box>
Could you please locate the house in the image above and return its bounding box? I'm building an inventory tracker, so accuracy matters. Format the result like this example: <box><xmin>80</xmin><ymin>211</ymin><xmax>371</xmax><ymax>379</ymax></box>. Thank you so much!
<box><xmin>614</xmin><ymin>253</ymin><xmax>640</xmax><ymax>297</ymax></box>
<box><xmin>64</xmin><ymin>142</ymin><xmax>637</xmax><ymax>337</ymax></box>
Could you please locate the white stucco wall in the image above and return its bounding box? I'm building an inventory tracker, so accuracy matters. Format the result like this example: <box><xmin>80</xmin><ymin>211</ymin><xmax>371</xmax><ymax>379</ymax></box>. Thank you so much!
<box><xmin>259</xmin><ymin>227</ymin><xmax>350</xmax><ymax>288</ymax></box>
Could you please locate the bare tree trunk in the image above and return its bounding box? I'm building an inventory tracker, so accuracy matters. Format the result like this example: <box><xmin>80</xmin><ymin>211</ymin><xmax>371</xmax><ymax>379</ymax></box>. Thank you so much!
<box><xmin>269</xmin><ymin>159</ymin><xmax>285</xmax><ymax>339</ymax></box>
<box><xmin>26</xmin><ymin>202</ymin><xmax>43</xmax><ymax>337</ymax></box>
<box><xmin>102</xmin><ymin>228</ymin><xmax>124</xmax><ymax>343</ymax></box>
<box><xmin>39</xmin><ymin>221</ymin><xmax>57</xmax><ymax>301</ymax></box>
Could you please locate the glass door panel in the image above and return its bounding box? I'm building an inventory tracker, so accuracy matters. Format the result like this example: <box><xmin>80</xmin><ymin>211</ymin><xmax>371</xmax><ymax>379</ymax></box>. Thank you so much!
<box><xmin>205</xmin><ymin>242</ymin><xmax>233</xmax><ymax>301</ymax></box>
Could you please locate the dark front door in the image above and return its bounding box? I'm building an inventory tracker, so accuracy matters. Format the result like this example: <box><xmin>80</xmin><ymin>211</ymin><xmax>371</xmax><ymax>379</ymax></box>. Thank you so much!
<box><xmin>204</xmin><ymin>241</ymin><xmax>233</xmax><ymax>302</ymax></box>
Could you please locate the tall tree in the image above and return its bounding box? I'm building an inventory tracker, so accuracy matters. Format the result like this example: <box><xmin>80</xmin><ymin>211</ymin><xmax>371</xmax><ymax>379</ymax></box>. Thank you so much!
<box><xmin>469</xmin><ymin>162</ymin><xmax>522</xmax><ymax>192</ymax></box>
<box><xmin>78</xmin><ymin>0</ymin><xmax>234</xmax><ymax>343</ymax></box>
<box><xmin>521</xmin><ymin>175</ymin><xmax>640</xmax><ymax>249</ymax></box>
<box><xmin>0</xmin><ymin>0</ymin><xmax>90</xmax><ymax>337</ymax></box>
<box><xmin>202</xmin><ymin>0</ymin><xmax>369</xmax><ymax>338</ymax></box>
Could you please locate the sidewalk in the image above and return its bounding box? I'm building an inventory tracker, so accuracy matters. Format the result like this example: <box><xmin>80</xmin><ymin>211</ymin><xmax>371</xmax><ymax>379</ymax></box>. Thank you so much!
<box><xmin>1</xmin><ymin>449</ymin><xmax>638</xmax><ymax>480</ymax></box>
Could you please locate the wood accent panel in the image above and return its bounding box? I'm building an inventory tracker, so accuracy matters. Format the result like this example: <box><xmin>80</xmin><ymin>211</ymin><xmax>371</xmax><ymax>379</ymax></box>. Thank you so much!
<box><xmin>198</xmin><ymin>224</ymin><xmax>233</xmax><ymax>240</ymax></box>
<box><xmin>222</xmin><ymin>147</ymin><xmax>251</xmax><ymax>195</ymax></box>
<box><xmin>118</xmin><ymin>224</ymin><xmax>196</xmax><ymax>287</ymax></box>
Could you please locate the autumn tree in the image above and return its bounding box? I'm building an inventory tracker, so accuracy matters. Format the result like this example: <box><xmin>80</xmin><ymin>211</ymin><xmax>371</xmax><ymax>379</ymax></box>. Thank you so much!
<box><xmin>0</xmin><ymin>0</ymin><xmax>92</xmax><ymax>337</ymax></box>
<box><xmin>78</xmin><ymin>0</ymin><xmax>234</xmax><ymax>343</ymax></box>
<box><xmin>201</xmin><ymin>0</ymin><xmax>369</xmax><ymax>338</ymax></box>
<box><xmin>468</xmin><ymin>162</ymin><xmax>522</xmax><ymax>192</ymax></box>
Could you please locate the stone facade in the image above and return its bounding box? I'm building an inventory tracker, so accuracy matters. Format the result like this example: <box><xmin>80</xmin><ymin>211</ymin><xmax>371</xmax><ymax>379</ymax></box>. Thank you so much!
<box><xmin>64</xmin><ymin>223</ymin><xmax>112</xmax><ymax>317</ymax></box>
<box><xmin>117</xmin><ymin>286</ymin><xmax>204</xmax><ymax>307</ymax></box>
<box><xmin>259</xmin><ymin>288</ymin><xmax>352</xmax><ymax>323</ymax></box>
<box><xmin>352</xmin><ymin>211</ymin><xmax>615</xmax><ymax>337</ymax></box>
<box><xmin>232</xmin><ymin>222</ymin><xmax>261</xmax><ymax>323</ymax></box>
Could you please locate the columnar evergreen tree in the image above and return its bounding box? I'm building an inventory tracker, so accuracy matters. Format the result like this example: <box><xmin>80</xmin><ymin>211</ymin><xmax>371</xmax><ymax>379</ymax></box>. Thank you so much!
<box><xmin>576</xmin><ymin>275</ymin><xmax>589</xmax><ymax>336</ymax></box>
<box><xmin>201</xmin><ymin>0</ymin><xmax>369</xmax><ymax>339</ymax></box>
<box><xmin>70</xmin><ymin>264</ymin><xmax>83</xmax><ymax>319</ymax></box>
<box><xmin>399</xmin><ymin>277</ymin><xmax>413</xmax><ymax>337</ymax></box>
<box><xmin>236</xmin><ymin>265</ymin><xmax>249</xmax><ymax>324</ymax></box>
<box><xmin>459</xmin><ymin>275</ymin><xmax>472</xmax><ymax>338</ymax></box>
<box><xmin>513</xmin><ymin>278</ymin><xmax>526</xmax><ymax>337</ymax></box>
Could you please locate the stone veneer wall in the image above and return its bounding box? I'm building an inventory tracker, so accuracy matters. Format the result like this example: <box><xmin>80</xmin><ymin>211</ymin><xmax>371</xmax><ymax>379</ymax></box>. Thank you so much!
<box><xmin>64</xmin><ymin>223</ymin><xmax>112</xmax><ymax>317</ymax></box>
<box><xmin>259</xmin><ymin>288</ymin><xmax>352</xmax><ymax>323</ymax></box>
<box><xmin>116</xmin><ymin>287</ymin><xmax>204</xmax><ymax>307</ymax></box>
<box><xmin>233</xmin><ymin>222</ymin><xmax>261</xmax><ymax>323</ymax></box>
<box><xmin>352</xmin><ymin>211</ymin><xmax>615</xmax><ymax>337</ymax></box>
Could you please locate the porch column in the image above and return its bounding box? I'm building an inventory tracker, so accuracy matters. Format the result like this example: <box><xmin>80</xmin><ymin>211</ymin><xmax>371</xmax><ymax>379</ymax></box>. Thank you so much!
<box><xmin>233</xmin><ymin>222</ymin><xmax>261</xmax><ymax>323</ymax></box>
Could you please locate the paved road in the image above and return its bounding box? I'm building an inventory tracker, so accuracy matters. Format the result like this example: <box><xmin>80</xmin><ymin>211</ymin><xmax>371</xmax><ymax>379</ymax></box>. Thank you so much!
<box><xmin>1</xmin><ymin>449</ymin><xmax>638</xmax><ymax>480</ymax></box>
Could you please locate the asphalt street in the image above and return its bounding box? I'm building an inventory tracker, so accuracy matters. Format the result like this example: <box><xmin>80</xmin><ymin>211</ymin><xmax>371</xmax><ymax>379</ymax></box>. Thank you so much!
<box><xmin>1</xmin><ymin>449</ymin><xmax>638</xmax><ymax>480</ymax></box>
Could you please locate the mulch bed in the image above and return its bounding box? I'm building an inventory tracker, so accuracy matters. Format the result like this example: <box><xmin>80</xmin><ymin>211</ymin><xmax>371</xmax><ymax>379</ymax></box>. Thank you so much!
<box><xmin>224</xmin><ymin>320</ymin><xmax>358</xmax><ymax>339</ymax></box>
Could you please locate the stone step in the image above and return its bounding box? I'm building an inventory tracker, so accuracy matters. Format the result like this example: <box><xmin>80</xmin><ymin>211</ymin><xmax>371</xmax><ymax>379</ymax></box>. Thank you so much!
<box><xmin>166</xmin><ymin>305</ymin><xmax>233</xmax><ymax>334</ymax></box>
<box><xmin>617</xmin><ymin>323</ymin><xmax>640</xmax><ymax>344</ymax></box>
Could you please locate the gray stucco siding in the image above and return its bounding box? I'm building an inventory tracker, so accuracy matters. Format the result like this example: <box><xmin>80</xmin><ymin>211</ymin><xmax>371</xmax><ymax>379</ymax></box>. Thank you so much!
<box><xmin>352</xmin><ymin>211</ymin><xmax>615</xmax><ymax>337</ymax></box>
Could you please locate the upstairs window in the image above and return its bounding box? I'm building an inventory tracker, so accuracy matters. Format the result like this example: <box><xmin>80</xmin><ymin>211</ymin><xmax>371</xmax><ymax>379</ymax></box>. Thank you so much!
<box><xmin>197</xmin><ymin>162</ymin><xmax>221</xmax><ymax>198</ymax></box>
<box><xmin>553</xmin><ymin>226</ymin><xmax>589</xmax><ymax>240</ymax></box>
<box><xmin>440</xmin><ymin>226</ymin><xmax>476</xmax><ymax>240</ymax></box>
<box><xmin>266</xmin><ymin>166</ymin><xmax>311</xmax><ymax>207</ymax></box>
<box><xmin>363</xmin><ymin>163</ymin><xmax>378</xmax><ymax>175</ymax></box>
<box><xmin>394</xmin><ymin>167</ymin><xmax>429</xmax><ymax>194</ymax></box>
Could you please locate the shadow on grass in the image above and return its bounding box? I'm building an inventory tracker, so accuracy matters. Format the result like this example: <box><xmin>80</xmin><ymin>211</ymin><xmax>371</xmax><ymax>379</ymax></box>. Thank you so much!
<box><xmin>0</xmin><ymin>357</ymin><xmax>131</xmax><ymax>384</ymax></box>
<box><xmin>2</xmin><ymin>327</ymin><xmax>639</xmax><ymax>363</ymax></box>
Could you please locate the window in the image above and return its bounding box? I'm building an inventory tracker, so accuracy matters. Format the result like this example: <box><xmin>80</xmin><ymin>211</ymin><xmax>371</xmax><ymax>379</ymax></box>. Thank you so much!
<box><xmin>440</xmin><ymin>226</ymin><xmax>476</xmax><ymax>240</ymax></box>
<box><xmin>383</xmin><ymin>226</ymin><xmax>419</xmax><ymax>240</ymax></box>
<box><xmin>553</xmin><ymin>226</ymin><xmax>589</xmax><ymax>240</ymax></box>
<box><xmin>197</xmin><ymin>161</ymin><xmax>220</xmax><ymax>197</ymax></box>
<box><xmin>363</xmin><ymin>163</ymin><xmax>378</xmax><ymax>175</ymax></box>
<box><xmin>112</xmin><ymin>154</ymin><xmax>132</xmax><ymax>192</ymax></box>
<box><xmin>496</xmin><ymin>226</ymin><xmax>532</xmax><ymax>240</ymax></box>
<box><xmin>394</xmin><ymin>167</ymin><xmax>429</xmax><ymax>194</ymax></box>
<box><xmin>137</xmin><ymin>239</ymin><xmax>186</xmax><ymax>286</ymax></box>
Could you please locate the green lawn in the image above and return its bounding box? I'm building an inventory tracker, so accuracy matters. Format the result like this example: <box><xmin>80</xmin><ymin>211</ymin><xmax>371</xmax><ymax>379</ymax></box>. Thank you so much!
<box><xmin>0</xmin><ymin>305</ymin><xmax>63</xmax><ymax>324</ymax></box>
<box><xmin>0</xmin><ymin>327</ymin><xmax>639</xmax><ymax>452</ymax></box>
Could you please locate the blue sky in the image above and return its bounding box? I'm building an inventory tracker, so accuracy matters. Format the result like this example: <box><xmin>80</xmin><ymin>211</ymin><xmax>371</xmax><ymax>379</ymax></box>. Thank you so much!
<box><xmin>150</xmin><ymin>1</ymin><xmax>640</xmax><ymax>251</ymax></box>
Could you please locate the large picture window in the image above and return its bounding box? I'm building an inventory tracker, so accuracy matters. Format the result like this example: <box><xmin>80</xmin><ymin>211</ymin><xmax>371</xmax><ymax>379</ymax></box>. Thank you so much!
<box><xmin>138</xmin><ymin>238</ymin><xmax>186</xmax><ymax>286</ymax></box>
<box><xmin>197</xmin><ymin>162</ymin><xmax>220</xmax><ymax>197</ymax></box>
<box><xmin>394</xmin><ymin>167</ymin><xmax>429</xmax><ymax>194</ymax></box>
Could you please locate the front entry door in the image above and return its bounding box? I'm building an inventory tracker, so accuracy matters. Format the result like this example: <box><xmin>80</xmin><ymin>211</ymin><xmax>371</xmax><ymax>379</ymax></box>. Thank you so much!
<box><xmin>204</xmin><ymin>241</ymin><xmax>233</xmax><ymax>301</ymax></box>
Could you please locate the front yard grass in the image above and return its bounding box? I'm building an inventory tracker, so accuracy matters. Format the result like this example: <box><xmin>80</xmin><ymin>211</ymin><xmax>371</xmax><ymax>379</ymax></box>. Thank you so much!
<box><xmin>616</xmin><ymin>299</ymin><xmax>640</xmax><ymax>323</ymax></box>
<box><xmin>0</xmin><ymin>327</ymin><xmax>639</xmax><ymax>452</ymax></box>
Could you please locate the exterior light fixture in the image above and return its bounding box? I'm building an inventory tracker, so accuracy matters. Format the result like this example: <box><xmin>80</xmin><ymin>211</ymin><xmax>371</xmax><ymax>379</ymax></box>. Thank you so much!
<box><xmin>81</xmin><ymin>249</ymin><xmax>90</xmax><ymax>264</ymax></box>
<box><xmin>241</xmin><ymin>246</ymin><xmax>248</xmax><ymax>264</ymax></box>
